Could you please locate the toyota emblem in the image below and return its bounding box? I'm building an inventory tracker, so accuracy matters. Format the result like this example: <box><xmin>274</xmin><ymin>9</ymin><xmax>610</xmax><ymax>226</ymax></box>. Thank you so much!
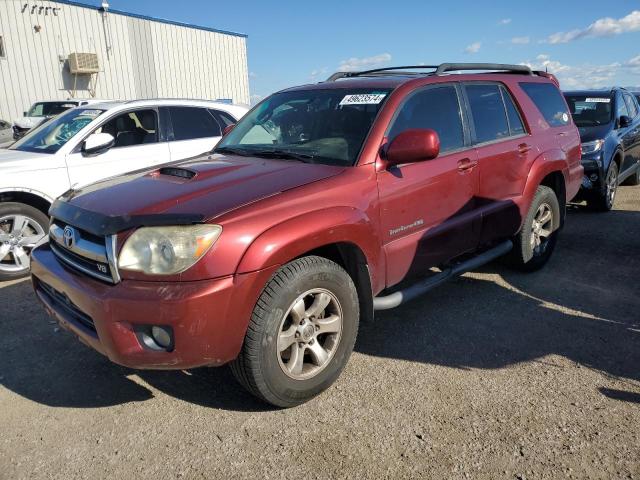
<box><xmin>63</xmin><ymin>226</ymin><xmax>76</xmax><ymax>249</ymax></box>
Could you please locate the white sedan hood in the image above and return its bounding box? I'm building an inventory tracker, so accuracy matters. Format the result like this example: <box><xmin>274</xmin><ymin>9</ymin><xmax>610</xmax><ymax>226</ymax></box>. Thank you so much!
<box><xmin>13</xmin><ymin>116</ymin><xmax>45</xmax><ymax>129</ymax></box>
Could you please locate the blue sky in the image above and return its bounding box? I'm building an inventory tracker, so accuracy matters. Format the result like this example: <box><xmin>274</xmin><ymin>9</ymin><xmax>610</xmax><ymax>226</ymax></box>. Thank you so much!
<box><xmin>82</xmin><ymin>0</ymin><xmax>640</xmax><ymax>100</ymax></box>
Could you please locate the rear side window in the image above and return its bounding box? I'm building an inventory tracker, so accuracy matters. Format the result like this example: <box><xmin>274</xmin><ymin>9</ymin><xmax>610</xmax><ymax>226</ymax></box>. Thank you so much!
<box><xmin>465</xmin><ymin>84</ymin><xmax>510</xmax><ymax>143</ymax></box>
<box><xmin>169</xmin><ymin>107</ymin><xmax>222</xmax><ymax>141</ymax></box>
<box><xmin>209</xmin><ymin>109</ymin><xmax>236</xmax><ymax>128</ymax></box>
<box><xmin>501</xmin><ymin>87</ymin><xmax>526</xmax><ymax>135</ymax></box>
<box><xmin>388</xmin><ymin>85</ymin><xmax>464</xmax><ymax>153</ymax></box>
<box><xmin>520</xmin><ymin>82</ymin><xmax>570</xmax><ymax>127</ymax></box>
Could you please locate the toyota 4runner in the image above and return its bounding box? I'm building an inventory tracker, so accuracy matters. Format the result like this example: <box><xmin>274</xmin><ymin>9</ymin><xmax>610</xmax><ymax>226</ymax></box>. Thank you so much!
<box><xmin>31</xmin><ymin>64</ymin><xmax>582</xmax><ymax>407</ymax></box>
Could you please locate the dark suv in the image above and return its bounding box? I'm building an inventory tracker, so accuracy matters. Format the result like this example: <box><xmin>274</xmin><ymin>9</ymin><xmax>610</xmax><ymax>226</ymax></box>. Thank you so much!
<box><xmin>31</xmin><ymin>64</ymin><xmax>582</xmax><ymax>407</ymax></box>
<box><xmin>564</xmin><ymin>88</ymin><xmax>640</xmax><ymax>210</ymax></box>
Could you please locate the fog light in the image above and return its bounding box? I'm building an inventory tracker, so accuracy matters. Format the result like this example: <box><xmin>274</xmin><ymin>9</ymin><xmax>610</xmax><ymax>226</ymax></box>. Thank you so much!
<box><xmin>151</xmin><ymin>326</ymin><xmax>172</xmax><ymax>349</ymax></box>
<box><xmin>590</xmin><ymin>173</ymin><xmax>598</xmax><ymax>181</ymax></box>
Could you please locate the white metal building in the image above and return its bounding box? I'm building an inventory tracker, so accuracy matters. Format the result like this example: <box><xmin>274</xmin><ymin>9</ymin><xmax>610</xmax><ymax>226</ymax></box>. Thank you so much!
<box><xmin>0</xmin><ymin>0</ymin><xmax>250</xmax><ymax>121</ymax></box>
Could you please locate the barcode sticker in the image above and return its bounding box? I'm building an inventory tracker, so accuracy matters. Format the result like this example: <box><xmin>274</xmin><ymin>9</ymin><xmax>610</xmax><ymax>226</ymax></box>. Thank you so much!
<box><xmin>585</xmin><ymin>98</ymin><xmax>611</xmax><ymax>103</ymax></box>
<box><xmin>339</xmin><ymin>93</ymin><xmax>387</xmax><ymax>106</ymax></box>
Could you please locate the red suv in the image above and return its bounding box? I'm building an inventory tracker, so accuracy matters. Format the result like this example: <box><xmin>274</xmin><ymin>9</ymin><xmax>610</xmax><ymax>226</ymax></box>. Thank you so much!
<box><xmin>31</xmin><ymin>64</ymin><xmax>582</xmax><ymax>407</ymax></box>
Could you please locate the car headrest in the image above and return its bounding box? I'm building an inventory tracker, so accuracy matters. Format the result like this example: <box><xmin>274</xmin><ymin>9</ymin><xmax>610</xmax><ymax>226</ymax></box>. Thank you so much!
<box><xmin>138</xmin><ymin>111</ymin><xmax>156</xmax><ymax>131</ymax></box>
<box><xmin>116</xmin><ymin>115</ymin><xmax>137</xmax><ymax>132</ymax></box>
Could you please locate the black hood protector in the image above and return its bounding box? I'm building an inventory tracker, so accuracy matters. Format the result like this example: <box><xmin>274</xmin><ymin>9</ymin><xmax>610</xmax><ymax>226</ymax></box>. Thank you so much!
<box><xmin>49</xmin><ymin>198</ymin><xmax>205</xmax><ymax>237</ymax></box>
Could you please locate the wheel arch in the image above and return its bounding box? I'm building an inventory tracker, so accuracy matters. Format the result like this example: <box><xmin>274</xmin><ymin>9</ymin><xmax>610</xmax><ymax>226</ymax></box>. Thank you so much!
<box><xmin>0</xmin><ymin>189</ymin><xmax>53</xmax><ymax>218</ymax></box>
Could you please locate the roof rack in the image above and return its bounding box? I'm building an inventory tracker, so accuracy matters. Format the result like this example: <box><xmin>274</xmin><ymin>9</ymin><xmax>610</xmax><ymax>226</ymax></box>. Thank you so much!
<box><xmin>326</xmin><ymin>63</ymin><xmax>533</xmax><ymax>82</ymax></box>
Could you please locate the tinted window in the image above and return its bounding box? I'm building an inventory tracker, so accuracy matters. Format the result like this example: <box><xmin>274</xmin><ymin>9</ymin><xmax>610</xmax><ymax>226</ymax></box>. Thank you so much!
<box><xmin>501</xmin><ymin>87</ymin><xmax>525</xmax><ymax>135</ymax></box>
<box><xmin>388</xmin><ymin>85</ymin><xmax>464</xmax><ymax>153</ymax></box>
<box><xmin>0</xmin><ymin>36</ymin><xmax>5</xmax><ymax>58</ymax></box>
<box><xmin>520</xmin><ymin>82</ymin><xmax>570</xmax><ymax>127</ymax></box>
<box><xmin>210</xmin><ymin>109</ymin><xmax>236</xmax><ymax>128</ymax></box>
<box><xmin>170</xmin><ymin>107</ymin><xmax>222</xmax><ymax>141</ymax></box>
<box><xmin>465</xmin><ymin>84</ymin><xmax>510</xmax><ymax>143</ymax></box>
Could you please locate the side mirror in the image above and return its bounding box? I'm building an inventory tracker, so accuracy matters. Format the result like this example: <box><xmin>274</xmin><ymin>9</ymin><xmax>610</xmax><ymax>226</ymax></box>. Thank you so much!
<box><xmin>385</xmin><ymin>129</ymin><xmax>440</xmax><ymax>167</ymax></box>
<box><xmin>222</xmin><ymin>124</ymin><xmax>236</xmax><ymax>136</ymax></box>
<box><xmin>82</xmin><ymin>132</ymin><xmax>115</xmax><ymax>155</ymax></box>
<box><xmin>619</xmin><ymin>115</ymin><xmax>632</xmax><ymax>128</ymax></box>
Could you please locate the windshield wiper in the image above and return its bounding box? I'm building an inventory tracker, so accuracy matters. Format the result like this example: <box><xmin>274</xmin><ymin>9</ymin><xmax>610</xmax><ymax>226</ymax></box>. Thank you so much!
<box><xmin>250</xmin><ymin>149</ymin><xmax>315</xmax><ymax>163</ymax></box>
<box><xmin>214</xmin><ymin>146</ymin><xmax>254</xmax><ymax>156</ymax></box>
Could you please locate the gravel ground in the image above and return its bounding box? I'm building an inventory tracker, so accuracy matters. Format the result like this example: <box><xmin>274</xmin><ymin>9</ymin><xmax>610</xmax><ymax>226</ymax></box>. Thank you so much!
<box><xmin>1</xmin><ymin>186</ymin><xmax>639</xmax><ymax>480</ymax></box>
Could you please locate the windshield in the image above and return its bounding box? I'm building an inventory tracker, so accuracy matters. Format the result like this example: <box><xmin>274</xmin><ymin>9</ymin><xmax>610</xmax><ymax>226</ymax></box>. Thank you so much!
<box><xmin>27</xmin><ymin>101</ymin><xmax>78</xmax><ymax>117</ymax></box>
<box><xmin>215</xmin><ymin>88</ymin><xmax>392</xmax><ymax>166</ymax></box>
<box><xmin>11</xmin><ymin>108</ymin><xmax>104</xmax><ymax>154</ymax></box>
<box><xmin>564</xmin><ymin>95</ymin><xmax>613</xmax><ymax>127</ymax></box>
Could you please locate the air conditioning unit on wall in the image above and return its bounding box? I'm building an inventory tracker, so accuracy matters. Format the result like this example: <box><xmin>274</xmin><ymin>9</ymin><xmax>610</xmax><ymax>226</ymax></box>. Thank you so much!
<box><xmin>68</xmin><ymin>52</ymin><xmax>100</xmax><ymax>74</ymax></box>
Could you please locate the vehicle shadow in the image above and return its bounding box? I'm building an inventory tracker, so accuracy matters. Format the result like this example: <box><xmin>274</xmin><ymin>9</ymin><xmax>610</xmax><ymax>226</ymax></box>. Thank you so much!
<box><xmin>0</xmin><ymin>206</ymin><xmax>638</xmax><ymax>410</ymax></box>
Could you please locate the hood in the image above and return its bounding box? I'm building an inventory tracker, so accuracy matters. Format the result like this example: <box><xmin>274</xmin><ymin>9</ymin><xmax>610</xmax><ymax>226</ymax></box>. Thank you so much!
<box><xmin>577</xmin><ymin>124</ymin><xmax>611</xmax><ymax>143</ymax></box>
<box><xmin>13</xmin><ymin>116</ymin><xmax>45</xmax><ymax>129</ymax></box>
<box><xmin>0</xmin><ymin>148</ymin><xmax>53</xmax><ymax>173</ymax></box>
<box><xmin>61</xmin><ymin>154</ymin><xmax>346</xmax><ymax>222</ymax></box>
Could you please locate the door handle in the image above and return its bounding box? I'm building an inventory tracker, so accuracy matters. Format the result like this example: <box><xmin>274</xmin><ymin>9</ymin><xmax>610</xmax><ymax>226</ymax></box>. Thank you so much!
<box><xmin>518</xmin><ymin>143</ymin><xmax>532</xmax><ymax>154</ymax></box>
<box><xmin>457</xmin><ymin>158</ymin><xmax>478</xmax><ymax>171</ymax></box>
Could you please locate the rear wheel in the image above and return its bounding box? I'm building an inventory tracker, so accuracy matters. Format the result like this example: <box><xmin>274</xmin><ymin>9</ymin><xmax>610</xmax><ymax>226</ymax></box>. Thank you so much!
<box><xmin>0</xmin><ymin>202</ymin><xmax>48</xmax><ymax>281</ymax></box>
<box><xmin>505</xmin><ymin>185</ymin><xmax>560</xmax><ymax>272</ymax></box>
<box><xmin>230</xmin><ymin>256</ymin><xmax>359</xmax><ymax>408</ymax></box>
<box><xmin>587</xmin><ymin>162</ymin><xmax>618</xmax><ymax>211</ymax></box>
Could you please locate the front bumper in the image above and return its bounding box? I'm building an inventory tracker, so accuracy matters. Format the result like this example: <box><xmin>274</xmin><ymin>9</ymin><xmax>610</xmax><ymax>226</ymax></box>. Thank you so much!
<box><xmin>31</xmin><ymin>242</ymin><xmax>277</xmax><ymax>369</ymax></box>
<box><xmin>578</xmin><ymin>155</ymin><xmax>604</xmax><ymax>193</ymax></box>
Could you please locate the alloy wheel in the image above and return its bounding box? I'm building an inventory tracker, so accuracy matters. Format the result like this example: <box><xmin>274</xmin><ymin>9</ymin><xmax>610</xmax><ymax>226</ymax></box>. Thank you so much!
<box><xmin>530</xmin><ymin>203</ymin><xmax>553</xmax><ymax>256</ymax></box>
<box><xmin>0</xmin><ymin>214</ymin><xmax>46</xmax><ymax>274</ymax></box>
<box><xmin>277</xmin><ymin>288</ymin><xmax>343</xmax><ymax>380</ymax></box>
<box><xmin>606</xmin><ymin>167</ymin><xmax>618</xmax><ymax>207</ymax></box>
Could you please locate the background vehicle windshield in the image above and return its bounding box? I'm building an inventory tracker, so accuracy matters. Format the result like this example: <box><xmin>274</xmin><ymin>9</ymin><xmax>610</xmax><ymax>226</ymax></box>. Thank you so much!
<box><xmin>216</xmin><ymin>88</ymin><xmax>392</xmax><ymax>166</ymax></box>
<box><xmin>26</xmin><ymin>101</ymin><xmax>77</xmax><ymax>117</ymax></box>
<box><xmin>564</xmin><ymin>95</ymin><xmax>613</xmax><ymax>127</ymax></box>
<box><xmin>11</xmin><ymin>108</ymin><xmax>104</xmax><ymax>154</ymax></box>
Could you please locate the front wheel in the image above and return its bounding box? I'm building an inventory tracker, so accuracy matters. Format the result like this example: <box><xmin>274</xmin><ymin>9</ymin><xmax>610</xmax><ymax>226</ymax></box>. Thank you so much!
<box><xmin>0</xmin><ymin>202</ymin><xmax>49</xmax><ymax>281</ymax></box>
<box><xmin>230</xmin><ymin>256</ymin><xmax>359</xmax><ymax>408</ymax></box>
<box><xmin>504</xmin><ymin>185</ymin><xmax>561</xmax><ymax>272</ymax></box>
<box><xmin>587</xmin><ymin>161</ymin><xmax>618</xmax><ymax>211</ymax></box>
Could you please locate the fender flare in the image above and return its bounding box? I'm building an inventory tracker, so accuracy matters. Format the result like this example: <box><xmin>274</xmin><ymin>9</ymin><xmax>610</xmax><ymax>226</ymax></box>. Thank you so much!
<box><xmin>236</xmin><ymin>206</ymin><xmax>385</xmax><ymax>292</ymax></box>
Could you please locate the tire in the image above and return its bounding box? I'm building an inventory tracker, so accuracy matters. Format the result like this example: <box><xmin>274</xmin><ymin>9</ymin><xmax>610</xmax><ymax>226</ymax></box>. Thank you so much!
<box><xmin>621</xmin><ymin>166</ymin><xmax>640</xmax><ymax>186</ymax></box>
<box><xmin>0</xmin><ymin>202</ymin><xmax>49</xmax><ymax>281</ymax></box>
<box><xmin>587</xmin><ymin>161</ymin><xmax>618</xmax><ymax>211</ymax></box>
<box><xmin>504</xmin><ymin>185</ymin><xmax>561</xmax><ymax>272</ymax></box>
<box><xmin>230</xmin><ymin>256</ymin><xmax>360</xmax><ymax>408</ymax></box>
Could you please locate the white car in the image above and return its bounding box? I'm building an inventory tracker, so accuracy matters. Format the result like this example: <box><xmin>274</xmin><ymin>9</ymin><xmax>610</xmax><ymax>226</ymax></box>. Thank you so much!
<box><xmin>12</xmin><ymin>99</ymin><xmax>105</xmax><ymax>139</ymax></box>
<box><xmin>0</xmin><ymin>99</ymin><xmax>248</xmax><ymax>280</ymax></box>
<box><xmin>0</xmin><ymin>119</ymin><xmax>12</xmax><ymax>146</ymax></box>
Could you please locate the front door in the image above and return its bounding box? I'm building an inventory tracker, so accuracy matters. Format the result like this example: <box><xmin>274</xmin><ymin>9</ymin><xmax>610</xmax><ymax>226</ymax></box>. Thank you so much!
<box><xmin>66</xmin><ymin>109</ymin><xmax>170</xmax><ymax>188</ymax></box>
<box><xmin>376</xmin><ymin>84</ymin><xmax>480</xmax><ymax>287</ymax></box>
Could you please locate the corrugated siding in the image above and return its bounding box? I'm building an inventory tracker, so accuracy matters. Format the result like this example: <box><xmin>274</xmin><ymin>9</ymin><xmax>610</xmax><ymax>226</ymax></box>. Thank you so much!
<box><xmin>0</xmin><ymin>0</ymin><xmax>249</xmax><ymax>121</ymax></box>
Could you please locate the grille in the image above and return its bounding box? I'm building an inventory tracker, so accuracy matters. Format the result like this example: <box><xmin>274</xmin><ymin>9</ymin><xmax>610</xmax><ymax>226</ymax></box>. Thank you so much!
<box><xmin>49</xmin><ymin>220</ymin><xmax>119</xmax><ymax>284</ymax></box>
<box><xmin>36</xmin><ymin>279</ymin><xmax>97</xmax><ymax>336</ymax></box>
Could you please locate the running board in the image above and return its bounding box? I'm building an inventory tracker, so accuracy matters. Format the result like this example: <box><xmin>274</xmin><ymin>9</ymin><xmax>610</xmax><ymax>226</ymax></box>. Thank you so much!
<box><xmin>373</xmin><ymin>240</ymin><xmax>513</xmax><ymax>311</ymax></box>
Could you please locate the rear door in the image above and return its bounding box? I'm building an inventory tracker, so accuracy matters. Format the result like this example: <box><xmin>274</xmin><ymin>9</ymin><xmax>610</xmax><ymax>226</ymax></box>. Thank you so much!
<box><xmin>376</xmin><ymin>83</ymin><xmax>480</xmax><ymax>286</ymax></box>
<box><xmin>167</xmin><ymin>107</ymin><xmax>223</xmax><ymax>160</ymax></box>
<box><xmin>65</xmin><ymin>108</ymin><xmax>171</xmax><ymax>188</ymax></box>
<box><xmin>463</xmin><ymin>82</ymin><xmax>536</xmax><ymax>244</ymax></box>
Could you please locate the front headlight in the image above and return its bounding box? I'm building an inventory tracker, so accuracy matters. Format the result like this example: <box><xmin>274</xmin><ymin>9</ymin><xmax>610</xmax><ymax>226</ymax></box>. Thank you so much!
<box><xmin>581</xmin><ymin>139</ymin><xmax>604</xmax><ymax>155</ymax></box>
<box><xmin>118</xmin><ymin>225</ymin><xmax>222</xmax><ymax>275</ymax></box>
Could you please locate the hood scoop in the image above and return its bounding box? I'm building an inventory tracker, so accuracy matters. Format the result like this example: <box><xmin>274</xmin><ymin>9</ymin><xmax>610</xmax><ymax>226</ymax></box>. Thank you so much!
<box><xmin>157</xmin><ymin>166</ymin><xmax>197</xmax><ymax>180</ymax></box>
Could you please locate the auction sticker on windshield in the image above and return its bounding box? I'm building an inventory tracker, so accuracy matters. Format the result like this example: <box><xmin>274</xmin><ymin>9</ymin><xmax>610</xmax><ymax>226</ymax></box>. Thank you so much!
<box><xmin>339</xmin><ymin>93</ymin><xmax>387</xmax><ymax>106</ymax></box>
<box><xmin>585</xmin><ymin>98</ymin><xmax>611</xmax><ymax>103</ymax></box>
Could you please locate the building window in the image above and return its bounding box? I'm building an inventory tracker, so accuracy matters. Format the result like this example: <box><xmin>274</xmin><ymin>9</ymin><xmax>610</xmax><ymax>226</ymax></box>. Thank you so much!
<box><xmin>0</xmin><ymin>36</ymin><xmax>5</xmax><ymax>58</ymax></box>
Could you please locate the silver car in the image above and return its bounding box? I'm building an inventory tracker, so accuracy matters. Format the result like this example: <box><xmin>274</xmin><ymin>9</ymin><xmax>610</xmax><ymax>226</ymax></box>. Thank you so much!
<box><xmin>0</xmin><ymin>120</ymin><xmax>13</xmax><ymax>146</ymax></box>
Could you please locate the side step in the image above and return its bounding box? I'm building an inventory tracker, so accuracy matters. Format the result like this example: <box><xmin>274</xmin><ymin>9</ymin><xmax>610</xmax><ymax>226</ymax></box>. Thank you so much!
<box><xmin>372</xmin><ymin>240</ymin><xmax>513</xmax><ymax>311</ymax></box>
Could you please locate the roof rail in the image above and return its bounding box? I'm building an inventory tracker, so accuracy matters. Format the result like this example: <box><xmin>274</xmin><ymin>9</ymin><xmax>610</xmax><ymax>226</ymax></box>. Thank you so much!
<box><xmin>326</xmin><ymin>63</ymin><xmax>533</xmax><ymax>82</ymax></box>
